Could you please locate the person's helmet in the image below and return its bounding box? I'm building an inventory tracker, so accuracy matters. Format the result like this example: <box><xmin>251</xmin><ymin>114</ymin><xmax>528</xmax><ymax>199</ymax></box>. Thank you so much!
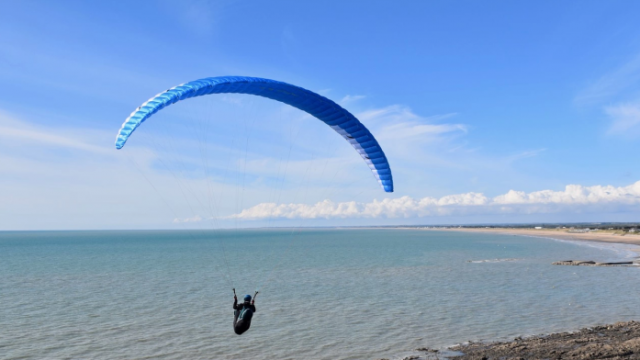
<box><xmin>244</xmin><ymin>294</ymin><xmax>252</xmax><ymax>302</ymax></box>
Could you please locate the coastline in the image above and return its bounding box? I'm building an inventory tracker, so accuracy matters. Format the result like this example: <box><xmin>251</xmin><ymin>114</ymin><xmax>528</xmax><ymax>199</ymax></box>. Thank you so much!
<box><xmin>423</xmin><ymin>227</ymin><xmax>640</xmax><ymax>259</ymax></box>
<box><xmin>446</xmin><ymin>320</ymin><xmax>640</xmax><ymax>360</ymax></box>
<box><xmin>392</xmin><ymin>228</ymin><xmax>640</xmax><ymax>360</ymax></box>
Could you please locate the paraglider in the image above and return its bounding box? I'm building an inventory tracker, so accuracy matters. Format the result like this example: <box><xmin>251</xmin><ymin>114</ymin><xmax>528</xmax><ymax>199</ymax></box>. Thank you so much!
<box><xmin>115</xmin><ymin>76</ymin><xmax>394</xmax><ymax>334</ymax></box>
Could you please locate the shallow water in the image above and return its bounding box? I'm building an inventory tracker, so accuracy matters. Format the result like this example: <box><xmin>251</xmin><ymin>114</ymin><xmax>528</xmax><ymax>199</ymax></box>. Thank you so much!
<box><xmin>1</xmin><ymin>229</ymin><xmax>639</xmax><ymax>360</ymax></box>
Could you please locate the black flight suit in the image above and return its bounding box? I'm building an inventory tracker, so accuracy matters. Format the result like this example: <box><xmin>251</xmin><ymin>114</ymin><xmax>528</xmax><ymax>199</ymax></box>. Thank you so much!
<box><xmin>233</xmin><ymin>299</ymin><xmax>256</xmax><ymax>335</ymax></box>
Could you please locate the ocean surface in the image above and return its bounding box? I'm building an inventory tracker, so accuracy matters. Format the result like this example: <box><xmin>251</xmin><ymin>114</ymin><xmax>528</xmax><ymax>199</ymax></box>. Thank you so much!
<box><xmin>2</xmin><ymin>229</ymin><xmax>639</xmax><ymax>360</ymax></box>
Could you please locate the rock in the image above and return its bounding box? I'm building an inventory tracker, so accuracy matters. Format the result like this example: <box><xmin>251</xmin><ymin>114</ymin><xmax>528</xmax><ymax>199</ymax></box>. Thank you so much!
<box><xmin>553</xmin><ymin>260</ymin><xmax>633</xmax><ymax>266</ymax></box>
<box><xmin>447</xmin><ymin>320</ymin><xmax>640</xmax><ymax>359</ymax></box>
<box><xmin>565</xmin><ymin>343</ymin><xmax>616</xmax><ymax>358</ymax></box>
<box><xmin>622</xmin><ymin>337</ymin><xmax>640</xmax><ymax>350</ymax></box>
<box><xmin>595</xmin><ymin>261</ymin><xmax>634</xmax><ymax>266</ymax></box>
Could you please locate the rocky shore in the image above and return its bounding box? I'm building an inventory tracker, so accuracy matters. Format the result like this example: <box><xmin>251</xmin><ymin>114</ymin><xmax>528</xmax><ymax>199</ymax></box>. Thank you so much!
<box><xmin>447</xmin><ymin>320</ymin><xmax>640</xmax><ymax>360</ymax></box>
<box><xmin>552</xmin><ymin>260</ymin><xmax>639</xmax><ymax>267</ymax></box>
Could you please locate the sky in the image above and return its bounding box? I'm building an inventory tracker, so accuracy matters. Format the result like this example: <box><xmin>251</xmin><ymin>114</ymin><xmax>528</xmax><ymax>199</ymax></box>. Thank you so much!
<box><xmin>1</xmin><ymin>0</ymin><xmax>640</xmax><ymax>230</ymax></box>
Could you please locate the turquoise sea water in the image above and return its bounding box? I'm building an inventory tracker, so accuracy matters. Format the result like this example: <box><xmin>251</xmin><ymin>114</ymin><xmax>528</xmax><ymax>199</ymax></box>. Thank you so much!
<box><xmin>1</xmin><ymin>229</ymin><xmax>639</xmax><ymax>360</ymax></box>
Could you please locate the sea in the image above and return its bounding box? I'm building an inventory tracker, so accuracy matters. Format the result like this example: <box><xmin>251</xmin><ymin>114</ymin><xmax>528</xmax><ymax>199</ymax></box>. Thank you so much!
<box><xmin>2</xmin><ymin>229</ymin><xmax>639</xmax><ymax>360</ymax></box>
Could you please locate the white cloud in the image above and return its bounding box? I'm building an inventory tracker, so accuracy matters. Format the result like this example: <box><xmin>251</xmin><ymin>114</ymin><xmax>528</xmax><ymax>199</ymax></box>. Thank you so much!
<box><xmin>0</xmin><ymin>110</ymin><xmax>380</xmax><ymax>230</ymax></box>
<box><xmin>575</xmin><ymin>53</ymin><xmax>640</xmax><ymax>106</ymax></box>
<box><xmin>505</xmin><ymin>148</ymin><xmax>547</xmax><ymax>163</ymax></box>
<box><xmin>357</xmin><ymin>105</ymin><xmax>463</xmax><ymax>140</ymax></box>
<box><xmin>354</xmin><ymin>105</ymin><xmax>476</xmax><ymax>175</ymax></box>
<box><xmin>0</xmin><ymin>111</ymin><xmax>111</xmax><ymax>154</ymax></box>
<box><xmin>492</xmin><ymin>182</ymin><xmax>640</xmax><ymax>205</ymax></box>
<box><xmin>229</xmin><ymin>181</ymin><xmax>640</xmax><ymax>220</ymax></box>
<box><xmin>358</xmin><ymin>105</ymin><xmax>465</xmax><ymax>154</ymax></box>
<box><xmin>0</xmin><ymin>97</ymin><xmax>617</xmax><ymax>230</ymax></box>
<box><xmin>358</xmin><ymin>104</ymin><xmax>456</xmax><ymax>124</ymax></box>
<box><xmin>340</xmin><ymin>95</ymin><xmax>366</xmax><ymax>104</ymax></box>
<box><xmin>605</xmin><ymin>102</ymin><xmax>640</xmax><ymax>135</ymax></box>
<box><xmin>379</xmin><ymin>121</ymin><xmax>467</xmax><ymax>141</ymax></box>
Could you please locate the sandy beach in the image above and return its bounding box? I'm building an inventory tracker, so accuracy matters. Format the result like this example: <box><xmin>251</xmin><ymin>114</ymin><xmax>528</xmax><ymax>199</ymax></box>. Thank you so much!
<box><xmin>426</xmin><ymin>227</ymin><xmax>640</xmax><ymax>256</ymax></box>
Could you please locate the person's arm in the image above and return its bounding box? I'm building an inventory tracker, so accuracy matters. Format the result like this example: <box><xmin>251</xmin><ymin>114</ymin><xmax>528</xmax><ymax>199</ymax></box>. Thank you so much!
<box><xmin>233</xmin><ymin>295</ymin><xmax>238</xmax><ymax>309</ymax></box>
<box><xmin>250</xmin><ymin>303</ymin><xmax>256</xmax><ymax>312</ymax></box>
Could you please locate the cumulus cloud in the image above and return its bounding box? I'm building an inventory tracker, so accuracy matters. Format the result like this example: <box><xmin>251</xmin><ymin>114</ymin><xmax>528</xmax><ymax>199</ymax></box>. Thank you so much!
<box><xmin>229</xmin><ymin>181</ymin><xmax>640</xmax><ymax>220</ymax></box>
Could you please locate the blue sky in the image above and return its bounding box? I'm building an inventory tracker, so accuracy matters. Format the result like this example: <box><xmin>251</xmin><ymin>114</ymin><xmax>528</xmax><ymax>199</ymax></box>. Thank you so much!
<box><xmin>2</xmin><ymin>1</ymin><xmax>640</xmax><ymax>229</ymax></box>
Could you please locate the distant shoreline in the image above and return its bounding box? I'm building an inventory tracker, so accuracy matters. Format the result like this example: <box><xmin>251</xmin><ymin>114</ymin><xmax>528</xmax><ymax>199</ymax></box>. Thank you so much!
<box><xmin>414</xmin><ymin>227</ymin><xmax>640</xmax><ymax>255</ymax></box>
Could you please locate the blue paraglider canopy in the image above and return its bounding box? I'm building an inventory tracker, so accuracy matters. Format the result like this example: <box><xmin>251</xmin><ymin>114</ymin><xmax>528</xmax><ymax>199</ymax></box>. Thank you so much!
<box><xmin>115</xmin><ymin>76</ymin><xmax>393</xmax><ymax>192</ymax></box>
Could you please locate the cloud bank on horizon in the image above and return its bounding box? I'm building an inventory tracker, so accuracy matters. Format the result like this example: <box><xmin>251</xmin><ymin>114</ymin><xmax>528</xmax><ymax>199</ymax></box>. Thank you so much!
<box><xmin>225</xmin><ymin>181</ymin><xmax>640</xmax><ymax>220</ymax></box>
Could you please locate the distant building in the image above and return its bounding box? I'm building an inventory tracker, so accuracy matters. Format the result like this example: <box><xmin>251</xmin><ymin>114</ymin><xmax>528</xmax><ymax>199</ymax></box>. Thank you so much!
<box><xmin>535</xmin><ymin>226</ymin><xmax>542</xmax><ymax>229</ymax></box>
<box><xmin>630</xmin><ymin>228</ymin><xmax>637</xmax><ymax>233</ymax></box>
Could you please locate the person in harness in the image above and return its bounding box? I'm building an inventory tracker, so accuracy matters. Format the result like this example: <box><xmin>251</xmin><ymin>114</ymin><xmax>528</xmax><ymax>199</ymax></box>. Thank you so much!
<box><xmin>233</xmin><ymin>289</ymin><xmax>257</xmax><ymax>335</ymax></box>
